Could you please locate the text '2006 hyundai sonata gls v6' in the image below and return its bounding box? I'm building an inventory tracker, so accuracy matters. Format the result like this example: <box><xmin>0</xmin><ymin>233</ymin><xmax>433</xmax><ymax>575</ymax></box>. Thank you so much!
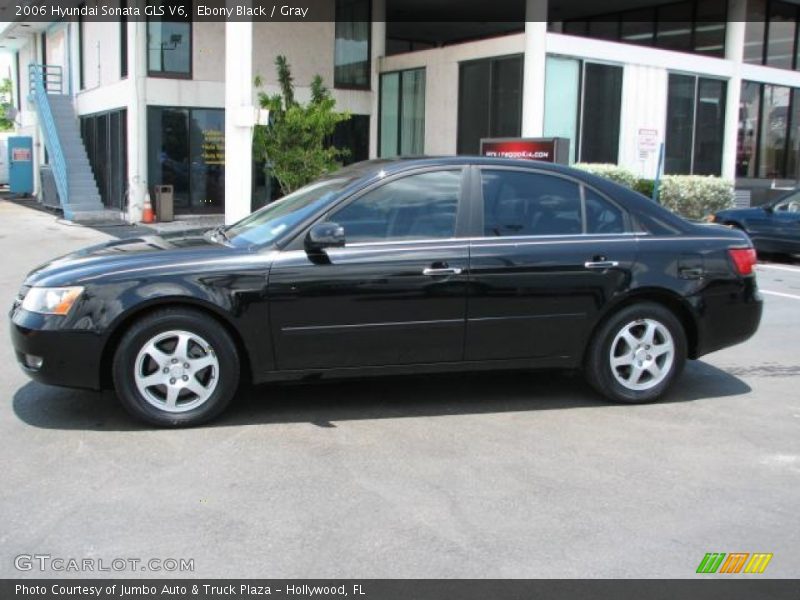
<box><xmin>10</xmin><ymin>158</ymin><xmax>763</xmax><ymax>426</ymax></box>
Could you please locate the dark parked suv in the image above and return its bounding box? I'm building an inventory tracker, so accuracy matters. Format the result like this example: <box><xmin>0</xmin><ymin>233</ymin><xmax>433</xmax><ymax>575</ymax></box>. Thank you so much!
<box><xmin>10</xmin><ymin>158</ymin><xmax>762</xmax><ymax>426</ymax></box>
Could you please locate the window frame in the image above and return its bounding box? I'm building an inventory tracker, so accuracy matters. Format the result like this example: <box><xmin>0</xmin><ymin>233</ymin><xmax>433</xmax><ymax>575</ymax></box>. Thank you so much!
<box><xmin>146</xmin><ymin>1</ymin><xmax>193</xmax><ymax>80</ymax></box>
<box><xmin>472</xmin><ymin>166</ymin><xmax>634</xmax><ymax>239</ymax></box>
<box><xmin>334</xmin><ymin>0</ymin><xmax>372</xmax><ymax>90</ymax></box>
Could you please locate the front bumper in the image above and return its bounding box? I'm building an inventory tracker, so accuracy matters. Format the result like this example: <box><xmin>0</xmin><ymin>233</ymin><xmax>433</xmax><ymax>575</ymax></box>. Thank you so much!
<box><xmin>10</xmin><ymin>307</ymin><xmax>104</xmax><ymax>390</ymax></box>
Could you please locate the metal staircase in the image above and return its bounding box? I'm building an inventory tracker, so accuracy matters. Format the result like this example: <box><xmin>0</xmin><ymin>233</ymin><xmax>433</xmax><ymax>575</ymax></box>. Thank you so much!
<box><xmin>28</xmin><ymin>64</ymin><xmax>112</xmax><ymax>221</ymax></box>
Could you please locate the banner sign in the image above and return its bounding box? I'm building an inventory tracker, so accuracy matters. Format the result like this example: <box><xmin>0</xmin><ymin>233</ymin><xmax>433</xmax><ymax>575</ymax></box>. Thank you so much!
<box><xmin>480</xmin><ymin>137</ymin><xmax>570</xmax><ymax>164</ymax></box>
<box><xmin>3</xmin><ymin>579</ymin><xmax>800</xmax><ymax>600</ymax></box>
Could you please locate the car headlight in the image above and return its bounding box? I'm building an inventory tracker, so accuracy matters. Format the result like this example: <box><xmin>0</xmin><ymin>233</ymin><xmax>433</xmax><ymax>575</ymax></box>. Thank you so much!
<box><xmin>21</xmin><ymin>286</ymin><xmax>84</xmax><ymax>315</ymax></box>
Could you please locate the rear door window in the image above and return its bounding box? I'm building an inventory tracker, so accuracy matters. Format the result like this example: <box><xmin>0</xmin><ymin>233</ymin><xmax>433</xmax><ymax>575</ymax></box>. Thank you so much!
<box><xmin>584</xmin><ymin>187</ymin><xmax>627</xmax><ymax>234</ymax></box>
<box><xmin>480</xmin><ymin>170</ymin><xmax>582</xmax><ymax>236</ymax></box>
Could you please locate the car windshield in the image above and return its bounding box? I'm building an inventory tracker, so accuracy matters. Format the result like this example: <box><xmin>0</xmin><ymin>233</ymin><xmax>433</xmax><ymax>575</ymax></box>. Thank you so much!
<box><xmin>222</xmin><ymin>178</ymin><xmax>353</xmax><ymax>248</ymax></box>
<box><xmin>774</xmin><ymin>191</ymin><xmax>800</xmax><ymax>213</ymax></box>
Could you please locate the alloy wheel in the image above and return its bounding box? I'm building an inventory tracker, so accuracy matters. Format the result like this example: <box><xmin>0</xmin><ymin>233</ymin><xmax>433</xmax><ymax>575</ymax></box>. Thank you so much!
<box><xmin>133</xmin><ymin>330</ymin><xmax>219</xmax><ymax>413</ymax></box>
<box><xmin>609</xmin><ymin>318</ymin><xmax>675</xmax><ymax>392</ymax></box>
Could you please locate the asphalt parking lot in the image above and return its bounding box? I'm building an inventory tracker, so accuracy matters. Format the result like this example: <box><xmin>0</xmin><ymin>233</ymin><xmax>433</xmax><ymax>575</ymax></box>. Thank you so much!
<box><xmin>0</xmin><ymin>199</ymin><xmax>798</xmax><ymax>579</ymax></box>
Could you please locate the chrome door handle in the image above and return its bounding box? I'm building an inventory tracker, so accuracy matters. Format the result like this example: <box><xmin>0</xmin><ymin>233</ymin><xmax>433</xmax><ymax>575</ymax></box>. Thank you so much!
<box><xmin>423</xmin><ymin>267</ymin><xmax>463</xmax><ymax>276</ymax></box>
<box><xmin>584</xmin><ymin>260</ymin><xmax>619</xmax><ymax>269</ymax></box>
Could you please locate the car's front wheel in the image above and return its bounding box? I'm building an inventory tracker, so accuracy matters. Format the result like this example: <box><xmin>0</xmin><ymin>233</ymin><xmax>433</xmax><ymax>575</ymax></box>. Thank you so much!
<box><xmin>585</xmin><ymin>302</ymin><xmax>687</xmax><ymax>404</ymax></box>
<box><xmin>112</xmin><ymin>308</ymin><xmax>240</xmax><ymax>427</ymax></box>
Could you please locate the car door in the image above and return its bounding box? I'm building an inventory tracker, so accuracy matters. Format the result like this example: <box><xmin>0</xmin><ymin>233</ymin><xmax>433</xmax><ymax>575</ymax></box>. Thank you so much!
<box><xmin>465</xmin><ymin>167</ymin><xmax>639</xmax><ymax>362</ymax></box>
<box><xmin>268</xmin><ymin>168</ymin><xmax>470</xmax><ymax>371</ymax></box>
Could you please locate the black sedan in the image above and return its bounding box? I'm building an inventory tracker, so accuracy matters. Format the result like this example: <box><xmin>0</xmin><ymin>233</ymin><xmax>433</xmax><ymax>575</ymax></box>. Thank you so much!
<box><xmin>712</xmin><ymin>189</ymin><xmax>800</xmax><ymax>256</ymax></box>
<box><xmin>10</xmin><ymin>158</ymin><xmax>762</xmax><ymax>426</ymax></box>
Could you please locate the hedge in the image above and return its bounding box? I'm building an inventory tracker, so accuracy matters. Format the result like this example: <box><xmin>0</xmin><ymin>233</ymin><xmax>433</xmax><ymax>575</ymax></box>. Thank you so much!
<box><xmin>574</xmin><ymin>163</ymin><xmax>735</xmax><ymax>221</ymax></box>
<box><xmin>657</xmin><ymin>175</ymin><xmax>735</xmax><ymax>221</ymax></box>
<box><xmin>574</xmin><ymin>163</ymin><xmax>638</xmax><ymax>189</ymax></box>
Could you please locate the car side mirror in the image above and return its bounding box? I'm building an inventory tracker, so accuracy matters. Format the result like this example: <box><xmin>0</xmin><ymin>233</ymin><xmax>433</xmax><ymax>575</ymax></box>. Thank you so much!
<box><xmin>764</xmin><ymin>204</ymin><xmax>774</xmax><ymax>213</ymax></box>
<box><xmin>306</xmin><ymin>222</ymin><xmax>345</xmax><ymax>252</ymax></box>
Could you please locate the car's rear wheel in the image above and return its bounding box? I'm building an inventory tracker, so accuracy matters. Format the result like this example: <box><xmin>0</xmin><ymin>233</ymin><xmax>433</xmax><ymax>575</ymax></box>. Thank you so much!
<box><xmin>113</xmin><ymin>308</ymin><xmax>240</xmax><ymax>427</ymax></box>
<box><xmin>585</xmin><ymin>302</ymin><xmax>687</xmax><ymax>404</ymax></box>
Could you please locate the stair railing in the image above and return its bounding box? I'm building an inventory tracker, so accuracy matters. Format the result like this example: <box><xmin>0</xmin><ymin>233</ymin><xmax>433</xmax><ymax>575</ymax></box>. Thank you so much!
<box><xmin>28</xmin><ymin>64</ymin><xmax>69</xmax><ymax>207</ymax></box>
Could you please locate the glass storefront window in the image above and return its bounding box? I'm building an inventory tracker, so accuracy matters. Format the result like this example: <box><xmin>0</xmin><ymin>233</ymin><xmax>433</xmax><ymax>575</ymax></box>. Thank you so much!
<box><xmin>655</xmin><ymin>2</ymin><xmax>693</xmax><ymax>52</ymax></box>
<box><xmin>787</xmin><ymin>89</ymin><xmax>800</xmax><ymax>180</ymax></box>
<box><xmin>666</xmin><ymin>74</ymin><xmax>727</xmax><ymax>176</ymax></box>
<box><xmin>544</xmin><ymin>56</ymin><xmax>580</xmax><ymax>163</ymax></box>
<box><xmin>759</xmin><ymin>85</ymin><xmax>792</xmax><ymax>179</ymax></box>
<box><xmin>80</xmin><ymin>109</ymin><xmax>128</xmax><ymax>210</ymax></box>
<box><xmin>543</xmin><ymin>57</ymin><xmax>622</xmax><ymax>165</ymax></box>
<box><xmin>148</xmin><ymin>107</ymin><xmax>225</xmax><ymax>214</ymax></box>
<box><xmin>559</xmin><ymin>0</ymin><xmax>726</xmax><ymax>58</ymax></box>
<box><xmin>334</xmin><ymin>0</ymin><xmax>370</xmax><ymax>89</ymax></box>
<box><xmin>766</xmin><ymin>1</ymin><xmax>798</xmax><ymax>70</ymax></box>
<box><xmin>400</xmin><ymin>69</ymin><xmax>426</xmax><ymax>155</ymax></box>
<box><xmin>379</xmin><ymin>69</ymin><xmax>426</xmax><ymax>157</ymax></box>
<box><xmin>189</xmin><ymin>109</ymin><xmax>226</xmax><ymax>213</ymax></box>
<box><xmin>147</xmin><ymin>1</ymin><xmax>191</xmax><ymax>77</ymax></box>
<box><xmin>738</xmin><ymin>81</ymin><xmax>800</xmax><ymax>181</ymax></box>
<box><xmin>620</xmin><ymin>10</ymin><xmax>655</xmax><ymax>45</ymax></box>
<box><xmin>694</xmin><ymin>78</ymin><xmax>727</xmax><ymax>176</ymax></box>
<box><xmin>665</xmin><ymin>74</ymin><xmax>696</xmax><ymax>175</ymax></box>
<box><xmin>379</xmin><ymin>72</ymin><xmax>400</xmax><ymax>157</ymax></box>
<box><xmin>457</xmin><ymin>59</ymin><xmax>491</xmax><ymax>155</ymax></box>
<box><xmin>580</xmin><ymin>62</ymin><xmax>623</xmax><ymax>164</ymax></box>
<box><xmin>737</xmin><ymin>82</ymin><xmax>762</xmax><ymax>178</ymax></box>
<box><xmin>745</xmin><ymin>0</ymin><xmax>800</xmax><ymax>70</ymax></box>
<box><xmin>694</xmin><ymin>0</ymin><xmax>727</xmax><ymax>56</ymax></box>
<box><xmin>457</xmin><ymin>55</ymin><xmax>523</xmax><ymax>155</ymax></box>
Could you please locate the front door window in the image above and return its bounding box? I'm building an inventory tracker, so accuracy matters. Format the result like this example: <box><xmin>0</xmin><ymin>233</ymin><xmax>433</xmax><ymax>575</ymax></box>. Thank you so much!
<box><xmin>329</xmin><ymin>170</ymin><xmax>461</xmax><ymax>242</ymax></box>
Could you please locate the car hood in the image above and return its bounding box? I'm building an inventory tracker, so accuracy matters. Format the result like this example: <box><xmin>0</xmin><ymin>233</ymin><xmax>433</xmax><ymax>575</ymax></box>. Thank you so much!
<box><xmin>24</xmin><ymin>233</ymin><xmax>245</xmax><ymax>287</ymax></box>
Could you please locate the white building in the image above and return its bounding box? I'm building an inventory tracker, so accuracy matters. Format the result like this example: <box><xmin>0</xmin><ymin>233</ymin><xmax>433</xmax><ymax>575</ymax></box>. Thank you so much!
<box><xmin>1</xmin><ymin>0</ymin><xmax>800</xmax><ymax>222</ymax></box>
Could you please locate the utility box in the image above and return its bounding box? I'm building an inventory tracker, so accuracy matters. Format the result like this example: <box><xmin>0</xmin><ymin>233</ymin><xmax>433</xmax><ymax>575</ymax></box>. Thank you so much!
<box><xmin>8</xmin><ymin>136</ymin><xmax>34</xmax><ymax>195</ymax></box>
<box><xmin>154</xmin><ymin>185</ymin><xmax>174</xmax><ymax>222</ymax></box>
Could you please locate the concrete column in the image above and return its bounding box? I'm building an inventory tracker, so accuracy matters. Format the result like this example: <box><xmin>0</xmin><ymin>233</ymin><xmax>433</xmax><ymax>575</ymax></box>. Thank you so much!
<box><xmin>369</xmin><ymin>0</ymin><xmax>386</xmax><ymax>158</ymax></box>
<box><xmin>521</xmin><ymin>0</ymin><xmax>548</xmax><ymax>137</ymax></box>
<box><xmin>126</xmin><ymin>19</ymin><xmax>147</xmax><ymax>223</ymax></box>
<box><xmin>224</xmin><ymin>19</ymin><xmax>254</xmax><ymax>224</ymax></box>
<box><xmin>721</xmin><ymin>0</ymin><xmax>747</xmax><ymax>182</ymax></box>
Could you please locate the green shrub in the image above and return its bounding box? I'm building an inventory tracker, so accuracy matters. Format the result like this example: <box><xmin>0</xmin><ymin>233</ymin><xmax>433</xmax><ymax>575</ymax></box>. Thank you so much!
<box><xmin>657</xmin><ymin>175</ymin><xmax>735</xmax><ymax>220</ymax></box>
<box><xmin>634</xmin><ymin>178</ymin><xmax>655</xmax><ymax>198</ymax></box>
<box><xmin>574</xmin><ymin>163</ymin><xmax>638</xmax><ymax>189</ymax></box>
<box><xmin>575</xmin><ymin>164</ymin><xmax>734</xmax><ymax>220</ymax></box>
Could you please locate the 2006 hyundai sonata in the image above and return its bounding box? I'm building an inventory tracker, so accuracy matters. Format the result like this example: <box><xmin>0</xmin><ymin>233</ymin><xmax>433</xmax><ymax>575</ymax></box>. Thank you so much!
<box><xmin>10</xmin><ymin>158</ymin><xmax>762</xmax><ymax>426</ymax></box>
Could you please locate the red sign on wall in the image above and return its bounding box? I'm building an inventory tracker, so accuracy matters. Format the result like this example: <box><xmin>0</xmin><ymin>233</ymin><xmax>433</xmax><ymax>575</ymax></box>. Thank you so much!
<box><xmin>11</xmin><ymin>148</ymin><xmax>32</xmax><ymax>162</ymax></box>
<box><xmin>480</xmin><ymin>137</ymin><xmax>570</xmax><ymax>164</ymax></box>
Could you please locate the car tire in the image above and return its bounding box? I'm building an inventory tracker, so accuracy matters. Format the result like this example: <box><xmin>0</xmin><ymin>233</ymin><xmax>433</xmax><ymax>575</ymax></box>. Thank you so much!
<box><xmin>584</xmin><ymin>302</ymin><xmax>687</xmax><ymax>404</ymax></box>
<box><xmin>112</xmin><ymin>308</ymin><xmax>240</xmax><ymax>427</ymax></box>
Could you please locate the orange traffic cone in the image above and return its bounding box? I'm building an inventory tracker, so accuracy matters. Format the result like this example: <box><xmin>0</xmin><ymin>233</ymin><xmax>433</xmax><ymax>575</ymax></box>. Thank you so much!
<box><xmin>142</xmin><ymin>191</ymin><xmax>155</xmax><ymax>224</ymax></box>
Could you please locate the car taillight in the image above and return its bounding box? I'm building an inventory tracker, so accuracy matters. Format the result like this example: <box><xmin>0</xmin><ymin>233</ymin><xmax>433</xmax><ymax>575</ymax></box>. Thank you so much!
<box><xmin>728</xmin><ymin>247</ymin><xmax>757</xmax><ymax>276</ymax></box>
